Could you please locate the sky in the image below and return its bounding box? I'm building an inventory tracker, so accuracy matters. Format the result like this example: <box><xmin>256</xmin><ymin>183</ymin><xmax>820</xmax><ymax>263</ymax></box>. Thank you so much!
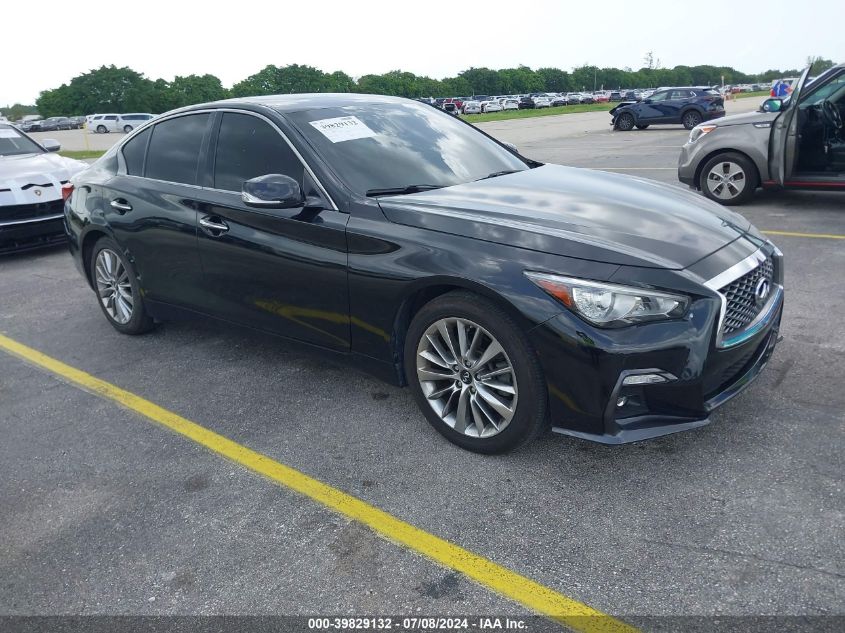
<box><xmin>2</xmin><ymin>0</ymin><xmax>843</xmax><ymax>105</ymax></box>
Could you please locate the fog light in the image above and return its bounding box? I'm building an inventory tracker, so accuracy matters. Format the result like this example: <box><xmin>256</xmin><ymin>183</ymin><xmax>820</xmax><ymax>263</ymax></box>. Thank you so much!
<box><xmin>622</xmin><ymin>372</ymin><xmax>676</xmax><ymax>386</ymax></box>
<box><xmin>616</xmin><ymin>396</ymin><xmax>628</xmax><ymax>408</ymax></box>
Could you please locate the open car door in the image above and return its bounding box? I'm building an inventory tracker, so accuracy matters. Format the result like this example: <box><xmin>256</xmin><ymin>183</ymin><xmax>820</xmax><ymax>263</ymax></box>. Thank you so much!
<box><xmin>769</xmin><ymin>66</ymin><xmax>812</xmax><ymax>184</ymax></box>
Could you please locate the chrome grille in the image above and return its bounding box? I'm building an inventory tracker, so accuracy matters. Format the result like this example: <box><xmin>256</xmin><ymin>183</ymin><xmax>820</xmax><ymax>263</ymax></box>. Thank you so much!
<box><xmin>719</xmin><ymin>257</ymin><xmax>774</xmax><ymax>335</ymax></box>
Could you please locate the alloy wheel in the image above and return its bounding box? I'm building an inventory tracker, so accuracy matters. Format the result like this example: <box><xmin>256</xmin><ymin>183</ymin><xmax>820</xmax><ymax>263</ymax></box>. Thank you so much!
<box><xmin>617</xmin><ymin>114</ymin><xmax>634</xmax><ymax>131</ymax></box>
<box><xmin>94</xmin><ymin>249</ymin><xmax>134</xmax><ymax>324</ymax></box>
<box><xmin>416</xmin><ymin>317</ymin><xmax>518</xmax><ymax>438</ymax></box>
<box><xmin>683</xmin><ymin>112</ymin><xmax>702</xmax><ymax>129</ymax></box>
<box><xmin>706</xmin><ymin>161</ymin><xmax>746</xmax><ymax>200</ymax></box>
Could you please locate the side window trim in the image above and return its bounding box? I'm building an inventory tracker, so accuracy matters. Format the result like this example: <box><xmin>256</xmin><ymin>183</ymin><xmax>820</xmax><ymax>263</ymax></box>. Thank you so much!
<box><xmin>113</xmin><ymin>107</ymin><xmax>337</xmax><ymax>211</ymax></box>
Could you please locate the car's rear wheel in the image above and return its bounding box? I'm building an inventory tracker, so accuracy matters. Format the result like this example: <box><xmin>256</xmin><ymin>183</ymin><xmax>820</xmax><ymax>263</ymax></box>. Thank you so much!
<box><xmin>635</xmin><ymin>124</ymin><xmax>650</xmax><ymax>129</ymax></box>
<box><xmin>404</xmin><ymin>291</ymin><xmax>547</xmax><ymax>454</ymax></box>
<box><xmin>90</xmin><ymin>237</ymin><xmax>155</xmax><ymax>335</ymax></box>
<box><xmin>682</xmin><ymin>110</ymin><xmax>703</xmax><ymax>130</ymax></box>
<box><xmin>699</xmin><ymin>152</ymin><xmax>758</xmax><ymax>206</ymax></box>
<box><xmin>96</xmin><ymin>125</ymin><xmax>107</xmax><ymax>134</ymax></box>
<box><xmin>615</xmin><ymin>112</ymin><xmax>635</xmax><ymax>131</ymax></box>
<box><xmin>123</xmin><ymin>125</ymin><xmax>133</xmax><ymax>133</ymax></box>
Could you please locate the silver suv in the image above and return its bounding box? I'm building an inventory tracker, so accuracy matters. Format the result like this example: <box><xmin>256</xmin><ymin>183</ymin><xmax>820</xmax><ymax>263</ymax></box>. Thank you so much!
<box><xmin>678</xmin><ymin>64</ymin><xmax>845</xmax><ymax>204</ymax></box>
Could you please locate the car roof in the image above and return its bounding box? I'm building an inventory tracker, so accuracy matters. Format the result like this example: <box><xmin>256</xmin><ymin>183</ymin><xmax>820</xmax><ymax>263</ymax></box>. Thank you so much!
<box><xmin>192</xmin><ymin>93</ymin><xmax>413</xmax><ymax>114</ymax></box>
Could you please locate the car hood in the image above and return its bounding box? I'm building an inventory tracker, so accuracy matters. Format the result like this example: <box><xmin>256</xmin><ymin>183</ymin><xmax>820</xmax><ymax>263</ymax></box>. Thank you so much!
<box><xmin>0</xmin><ymin>152</ymin><xmax>87</xmax><ymax>182</ymax></box>
<box><xmin>378</xmin><ymin>164</ymin><xmax>754</xmax><ymax>269</ymax></box>
<box><xmin>0</xmin><ymin>152</ymin><xmax>87</xmax><ymax>205</ymax></box>
<box><xmin>710</xmin><ymin>110</ymin><xmax>778</xmax><ymax>127</ymax></box>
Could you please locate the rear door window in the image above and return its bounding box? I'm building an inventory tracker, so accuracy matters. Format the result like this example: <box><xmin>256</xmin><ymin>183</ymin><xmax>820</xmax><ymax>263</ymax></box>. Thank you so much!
<box><xmin>145</xmin><ymin>114</ymin><xmax>211</xmax><ymax>185</ymax></box>
<box><xmin>212</xmin><ymin>112</ymin><xmax>304</xmax><ymax>193</ymax></box>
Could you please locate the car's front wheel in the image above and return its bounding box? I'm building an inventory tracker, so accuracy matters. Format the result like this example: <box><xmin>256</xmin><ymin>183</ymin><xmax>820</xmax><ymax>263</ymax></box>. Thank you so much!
<box><xmin>682</xmin><ymin>110</ymin><xmax>703</xmax><ymax>130</ymax></box>
<box><xmin>699</xmin><ymin>152</ymin><xmax>758</xmax><ymax>206</ymax></box>
<box><xmin>615</xmin><ymin>112</ymin><xmax>635</xmax><ymax>131</ymax></box>
<box><xmin>404</xmin><ymin>291</ymin><xmax>548</xmax><ymax>454</ymax></box>
<box><xmin>96</xmin><ymin>125</ymin><xmax>107</xmax><ymax>134</ymax></box>
<box><xmin>90</xmin><ymin>237</ymin><xmax>155</xmax><ymax>335</ymax></box>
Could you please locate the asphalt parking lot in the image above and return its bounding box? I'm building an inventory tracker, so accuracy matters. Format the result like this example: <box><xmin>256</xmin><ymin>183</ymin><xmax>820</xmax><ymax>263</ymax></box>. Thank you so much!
<box><xmin>3</xmin><ymin>103</ymin><xmax>843</xmax><ymax>632</ymax></box>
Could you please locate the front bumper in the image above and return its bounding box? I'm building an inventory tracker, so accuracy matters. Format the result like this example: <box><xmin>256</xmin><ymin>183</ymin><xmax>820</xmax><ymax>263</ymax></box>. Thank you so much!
<box><xmin>527</xmin><ymin>275</ymin><xmax>783</xmax><ymax>444</ymax></box>
<box><xmin>678</xmin><ymin>140</ymin><xmax>702</xmax><ymax>187</ymax></box>
<box><xmin>0</xmin><ymin>202</ymin><xmax>66</xmax><ymax>255</ymax></box>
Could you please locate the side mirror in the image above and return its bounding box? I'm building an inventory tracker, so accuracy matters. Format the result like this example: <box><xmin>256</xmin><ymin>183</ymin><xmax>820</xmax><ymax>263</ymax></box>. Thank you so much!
<box><xmin>503</xmin><ymin>141</ymin><xmax>518</xmax><ymax>153</ymax></box>
<box><xmin>761</xmin><ymin>98</ymin><xmax>783</xmax><ymax>113</ymax></box>
<box><xmin>242</xmin><ymin>174</ymin><xmax>304</xmax><ymax>209</ymax></box>
<box><xmin>643</xmin><ymin>98</ymin><xmax>652</xmax><ymax>104</ymax></box>
<box><xmin>42</xmin><ymin>139</ymin><xmax>61</xmax><ymax>152</ymax></box>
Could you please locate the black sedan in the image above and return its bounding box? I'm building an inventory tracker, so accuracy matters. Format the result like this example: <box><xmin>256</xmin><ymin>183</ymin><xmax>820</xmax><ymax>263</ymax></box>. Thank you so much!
<box><xmin>64</xmin><ymin>94</ymin><xmax>783</xmax><ymax>453</ymax></box>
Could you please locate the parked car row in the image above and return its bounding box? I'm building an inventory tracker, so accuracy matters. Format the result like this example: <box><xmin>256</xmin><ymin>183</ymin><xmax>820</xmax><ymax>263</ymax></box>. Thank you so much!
<box><xmin>421</xmin><ymin>89</ymin><xmax>664</xmax><ymax>115</ymax></box>
<box><xmin>19</xmin><ymin>116</ymin><xmax>86</xmax><ymax>132</ymax></box>
<box><xmin>14</xmin><ymin>113</ymin><xmax>157</xmax><ymax>134</ymax></box>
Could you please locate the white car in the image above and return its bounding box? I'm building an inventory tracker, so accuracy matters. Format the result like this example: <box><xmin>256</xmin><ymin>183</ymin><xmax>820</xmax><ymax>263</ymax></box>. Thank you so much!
<box><xmin>482</xmin><ymin>100</ymin><xmax>502</xmax><ymax>113</ymax></box>
<box><xmin>502</xmin><ymin>98</ymin><xmax>520</xmax><ymax>110</ymax></box>
<box><xmin>116</xmin><ymin>113</ymin><xmax>155</xmax><ymax>133</ymax></box>
<box><xmin>0</xmin><ymin>123</ymin><xmax>87</xmax><ymax>253</ymax></box>
<box><xmin>462</xmin><ymin>101</ymin><xmax>482</xmax><ymax>114</ymax></box>
<box><xmin>89</xmin><ymin>114</ymin><xmax>120</xmax><ymax>133</ymax></box>
<box><xmin>533</xmin><ymin>97</ymin><xmax>551</xmax><ymax>108</ymax></box>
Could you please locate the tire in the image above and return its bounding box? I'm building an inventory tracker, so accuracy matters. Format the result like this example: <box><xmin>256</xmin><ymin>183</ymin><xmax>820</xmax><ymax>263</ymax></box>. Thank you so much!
<box><xmin>123</xmin><ymin>125</ymin><xmax>133</xmax><ymax>133</ymax></box>
<box><xmin>90</xmin><ymin>237</ymin><xmax>155</xmax><ymax>335</ymax></box>
<box><xmin>635</xmin><ymin>124</ymin><xmax>650</xmax><ymax>130</ymax></box>
<box><xmin>682</xmin><ymin>110</ymin><xmax>703</xmax><ymax>130</ymax></box>
<box><xmin>698</xmin><ymin>152</ymin><xmax>758</xmax><ymax>206</ymax></box>
<box><xmin>615</xmin><ymin>112</ymin><xmax>635</xmax><ymax>131</ymax></box>
<box><xmin>96</xmin><ymin>125</ymin><xmax>107</xmax><ymax>134</ymax></box>
<box><xmin>404</xmin><ymin>291</ymin><xmax>548</xmax><ymax>454</ymax></box>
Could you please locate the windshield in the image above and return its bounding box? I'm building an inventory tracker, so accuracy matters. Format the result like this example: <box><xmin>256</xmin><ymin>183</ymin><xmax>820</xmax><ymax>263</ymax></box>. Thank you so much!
<box><xmin>286</xmin><ymin>101</ymin><xmax>528</xmax><ymax>195</ymax></box>
<box><xmin>0</xmin><ymin>125</ymin><xmax>44</xmax><ymax>157</ymax></box>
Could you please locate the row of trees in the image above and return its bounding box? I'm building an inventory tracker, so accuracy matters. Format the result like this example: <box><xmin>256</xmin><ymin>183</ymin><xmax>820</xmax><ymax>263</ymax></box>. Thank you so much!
<box><xmin>11</xmin><ymin>57</ymin><xmax>837</xmax><ymax>119</ymax></box>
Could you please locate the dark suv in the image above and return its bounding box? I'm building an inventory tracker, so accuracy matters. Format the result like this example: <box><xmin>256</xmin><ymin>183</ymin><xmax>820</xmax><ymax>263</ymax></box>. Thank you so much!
<box><xmin>611</xmin><ymin>87</ymin><xmax>725</xmax><ymax>131</ymax></box>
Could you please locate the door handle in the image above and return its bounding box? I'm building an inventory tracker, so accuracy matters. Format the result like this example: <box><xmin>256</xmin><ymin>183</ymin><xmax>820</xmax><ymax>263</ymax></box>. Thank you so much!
<box><xmin>110</xmin><ymin>198</ymin><xmax>132</xmax><ymax>213</ymax></box>
<box><xmin>199</xmin><ymin>215</ymin><xmax>229</xmax><ymax>235</ymax></box>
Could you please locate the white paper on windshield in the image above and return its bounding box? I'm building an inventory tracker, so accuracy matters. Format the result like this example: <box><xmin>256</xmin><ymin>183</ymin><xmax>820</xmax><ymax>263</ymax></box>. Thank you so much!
<box><xmin>309</xmin><ymin>116</ymin><xmax>377</xmax><ymax>143</ymax></box>
<box><xmin>0</xmin><ymin>128</ymin><xmax>21</xmax><ymax>138</ymax></box>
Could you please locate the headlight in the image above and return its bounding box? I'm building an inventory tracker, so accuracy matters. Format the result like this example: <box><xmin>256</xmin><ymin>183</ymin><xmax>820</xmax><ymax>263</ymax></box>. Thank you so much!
<box><xmin>525</xmin><ymin>272</ymin><xmax>689</xmax><ymax>327</ymax></box>
<box><xmin>688</xmin><ymin>124</ymin><xmax>717</xmax><ymax>143</ymax></box>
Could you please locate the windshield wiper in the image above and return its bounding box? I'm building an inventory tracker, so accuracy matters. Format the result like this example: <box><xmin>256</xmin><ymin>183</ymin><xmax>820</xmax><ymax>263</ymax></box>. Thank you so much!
<box><xmin>365</xmin><ymin>184</ymin><xmax>444</xmax><ymax>197</ymax></box>
<box><xmin>475</xmin><ymin>169</ymin><xmax>523</xmax><ymax>181</ymax></box>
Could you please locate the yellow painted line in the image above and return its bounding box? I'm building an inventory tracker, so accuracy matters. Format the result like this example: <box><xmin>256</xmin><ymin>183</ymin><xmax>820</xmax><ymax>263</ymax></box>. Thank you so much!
<box><xmin>763</xmin><ymin>230</ymin><xmax>845</xmax><ymax>240</ymax></box>
<box><xmin>0</xmin><ymin>333</ymin><xmax>637</xmax><ymax>633</ymax></box>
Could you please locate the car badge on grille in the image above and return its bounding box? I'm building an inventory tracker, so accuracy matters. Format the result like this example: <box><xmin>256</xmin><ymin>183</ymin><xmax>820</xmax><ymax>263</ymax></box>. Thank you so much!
<box><xmin>34</xmin><ymin>189</ymin><xmax>42</xmax><ymax>197</ymax></box>
<box><xmin>754</xmin><ymin>277</ymin><xmax>771</xmax><ymax>306</ymax></box>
